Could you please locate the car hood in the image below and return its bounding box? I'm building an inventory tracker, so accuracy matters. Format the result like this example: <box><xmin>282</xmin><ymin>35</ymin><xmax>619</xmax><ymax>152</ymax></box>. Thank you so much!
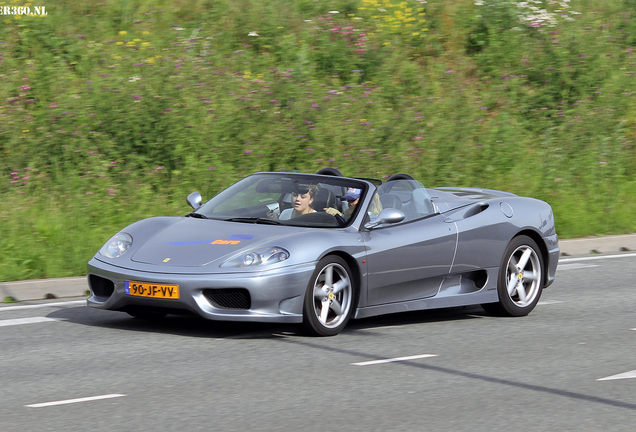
<box><xmin>130</xmin><ymin>218</ymin><xmax>299</xmax><ymax>267</ymax></box>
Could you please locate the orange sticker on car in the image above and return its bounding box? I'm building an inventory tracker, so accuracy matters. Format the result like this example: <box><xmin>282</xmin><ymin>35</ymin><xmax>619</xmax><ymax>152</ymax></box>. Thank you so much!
<box><xmin>211</xmin><ymin>239</ymin><xmax>241</xmax><ymax>245</ymax></box>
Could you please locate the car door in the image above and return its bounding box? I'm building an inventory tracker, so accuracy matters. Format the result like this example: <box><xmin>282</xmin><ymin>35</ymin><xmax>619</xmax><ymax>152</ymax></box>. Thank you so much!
<box><xmin>361</xmin><ymin>214</ymin><xmax>458</xmax><ymax>306</ymax></box>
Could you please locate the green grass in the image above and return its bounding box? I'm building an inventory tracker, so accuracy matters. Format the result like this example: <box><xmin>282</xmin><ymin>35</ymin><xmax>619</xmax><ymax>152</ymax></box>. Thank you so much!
<box><xmin>1</xmin><ymin>0</ymin><xmax>635</xmax><ymax>281</ymax></box>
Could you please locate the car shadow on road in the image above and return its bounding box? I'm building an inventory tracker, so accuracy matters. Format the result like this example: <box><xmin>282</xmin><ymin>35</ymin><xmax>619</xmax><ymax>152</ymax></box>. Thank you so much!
<box><xmin>46</xmin><ymin>303</ymin><xmax>489</xmax><ymax>339</ymax></box>
<box><xmin>346</xmin><ymin>305</ymin><xmax>487</xmax><ymax>334</ymax></box>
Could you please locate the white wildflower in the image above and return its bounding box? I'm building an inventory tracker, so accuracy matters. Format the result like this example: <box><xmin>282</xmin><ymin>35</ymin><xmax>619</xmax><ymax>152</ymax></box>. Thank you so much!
<box><xmin>248</xmin><ymin>31</ymin><xmax>259</xmax><ymax>37</ymax></box>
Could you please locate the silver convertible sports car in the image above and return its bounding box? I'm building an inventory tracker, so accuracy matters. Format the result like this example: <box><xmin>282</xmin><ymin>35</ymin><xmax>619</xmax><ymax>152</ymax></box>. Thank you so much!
<box><xmin>87</xmin><ymin>169</ymin><xmax>559</xmax><ymax>336</ymax></box>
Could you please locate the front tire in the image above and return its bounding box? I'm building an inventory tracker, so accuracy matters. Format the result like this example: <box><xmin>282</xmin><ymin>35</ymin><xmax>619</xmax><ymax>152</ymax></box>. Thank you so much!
<box><xmin>482</xmin><ymin>235</ymin><xmax>544</xmax><ymax>317</ymax></box>
<box><xmin>302</xmin><ymin>256</ymin><xmax>355</xmax><ymax>336</ymax></box>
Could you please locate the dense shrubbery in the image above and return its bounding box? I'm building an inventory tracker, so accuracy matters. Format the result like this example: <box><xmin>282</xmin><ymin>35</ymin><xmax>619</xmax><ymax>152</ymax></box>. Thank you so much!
<box><xmin>1</xmin><ymin>0</ymin><xmax>635</xmax><ymax>281</ymax></box>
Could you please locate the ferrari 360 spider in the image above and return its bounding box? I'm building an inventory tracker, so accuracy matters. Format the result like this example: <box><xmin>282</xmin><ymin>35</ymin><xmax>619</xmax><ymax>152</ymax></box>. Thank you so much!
<box><xmin>87</xmin><ymin>169</ymin><xmax>559</xmax><ymax>336</ymax></box>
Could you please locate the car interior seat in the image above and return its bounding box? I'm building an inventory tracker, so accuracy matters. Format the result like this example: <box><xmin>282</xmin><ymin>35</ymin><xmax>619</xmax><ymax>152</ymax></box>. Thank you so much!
<box><xmin>379</xmin><ymin>193</ymin><xmax>403</xmax><ymax>210</ymax></box>
<box><xmin>313</xmin><ymin>188</ymin><xmax>337</xmax><ymax>212</ymax></box>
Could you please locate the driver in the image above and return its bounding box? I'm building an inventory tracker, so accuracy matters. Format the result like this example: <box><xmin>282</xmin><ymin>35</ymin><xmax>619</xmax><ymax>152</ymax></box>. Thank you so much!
<box><xmin>278</xmin><ymin>184</ymin><xmax>319</xmax><ymax>220</ymax></box>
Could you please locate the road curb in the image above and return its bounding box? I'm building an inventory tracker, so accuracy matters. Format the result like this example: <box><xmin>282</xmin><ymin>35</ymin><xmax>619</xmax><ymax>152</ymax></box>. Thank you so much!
<box><xmin>1</xmin><ymin>234</ymin><xmax>635</xmax><ymax>302</ymax></box>
<box><xmin>557</xmin><ymin>233</ymin><xmax>636</xmax><ymax>256</ymax></box>
<box><xmin>1</xmin><ymin>276</ymin><xmax>88</xmax><ymax>303</ymax></box>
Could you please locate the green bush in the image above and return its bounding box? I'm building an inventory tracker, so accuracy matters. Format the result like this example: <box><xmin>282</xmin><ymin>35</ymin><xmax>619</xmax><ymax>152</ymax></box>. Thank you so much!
<box><xmin>1</xmin><ymin>0</ymin><xmax>635</xmax><ymax>281</ymax></box>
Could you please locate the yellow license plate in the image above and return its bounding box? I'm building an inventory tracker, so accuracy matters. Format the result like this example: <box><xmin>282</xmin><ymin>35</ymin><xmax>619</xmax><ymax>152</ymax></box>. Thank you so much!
<box><xmin>125</xmin><ymin>281</ymin><xmax>180</xmax><ymax>299</ymax></box>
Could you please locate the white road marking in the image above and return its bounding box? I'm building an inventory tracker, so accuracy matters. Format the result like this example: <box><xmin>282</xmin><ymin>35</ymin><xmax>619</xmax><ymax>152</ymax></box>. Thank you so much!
<box><xmin>0</xmin><ymin>300</ymin><xmax>85</xmax><ymax>312</ymax></box>
<box><xmin>560</xmin><ymin>253</ymin><xmax>636</xmax><ymax>263</ymax></box>
<box><xmin>0</xmin><ymin>317</ymin><xmax>67</xmax><ymax>327</ymax></box>
<box><xmin>351</xmin><ymin>354</ymin><xmax>437</xmax><ymax>366</ymax></box>
<box><xmin>597</xmin><ymin>370</ymin><xmax>636</xmax><ymax>381</ymax></box>
<box><xmin>25</xmin><ymin>394</ymin><xmax>126</xmax><ymax>408</ymax></box>
<box><xmin>557</xmin><ymin>263</ymin><xmax>600</xmax><ymax>271</ymax></box>
<box><xmin>537</xmin><ymin>300</ymin><xmax>564</xmax><ymax>305</ymax></box>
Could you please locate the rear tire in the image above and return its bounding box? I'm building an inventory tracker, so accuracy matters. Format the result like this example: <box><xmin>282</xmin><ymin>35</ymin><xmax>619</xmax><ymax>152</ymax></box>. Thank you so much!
<box><xmin>482</xmin><ymin>235</ymin><xmax>544</xmax><ymax>317</ymax></box>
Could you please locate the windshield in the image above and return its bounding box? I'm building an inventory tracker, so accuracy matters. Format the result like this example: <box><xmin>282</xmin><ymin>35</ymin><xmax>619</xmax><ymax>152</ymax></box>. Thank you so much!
<box><xmin>193</xmin><ymin>173</ymin><xmax>369</xmax><ymax>228</ymax></box>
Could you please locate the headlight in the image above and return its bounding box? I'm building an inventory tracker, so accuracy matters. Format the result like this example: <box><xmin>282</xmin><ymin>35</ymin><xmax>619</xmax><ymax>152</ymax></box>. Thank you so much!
<box><xmin>221</xmin><ymin>247</ymin><xmax>290</xmax><ymax>268</ymax></box>
<box><xmin>99</xmin><ymin>233</ymin><xmax>133</xmax><ymax>258</ymax></box>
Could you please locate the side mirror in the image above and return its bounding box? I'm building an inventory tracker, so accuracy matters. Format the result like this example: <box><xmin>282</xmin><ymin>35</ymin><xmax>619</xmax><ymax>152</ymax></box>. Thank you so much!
<box><xmin>364</xmin><ymin>208</ymin><xmax>405</xmax><ymax>229</ymax></box>
<box><xmin>186</xmin><ymin>192</ymin><xmax>202</xmax><ymax>210</ymax></box>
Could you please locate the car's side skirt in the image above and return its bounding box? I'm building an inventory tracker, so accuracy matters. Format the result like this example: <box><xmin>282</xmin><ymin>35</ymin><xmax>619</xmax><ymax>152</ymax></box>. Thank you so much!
<box><xmin>353</xmin><ymin>284</ymin><xmax>498</xmax><ymax>319</ymax></box>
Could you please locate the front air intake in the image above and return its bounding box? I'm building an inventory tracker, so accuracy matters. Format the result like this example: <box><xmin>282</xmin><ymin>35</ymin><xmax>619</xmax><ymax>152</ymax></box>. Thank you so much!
<box><xmin>88</xmin><ymin>274</ymin><xmax>115</xmax><ymax>300</ymax></box>
<box><xmin>203</xmin><ymin>289</ymin><xmax>251</xmax><ymax>310</ymax></box>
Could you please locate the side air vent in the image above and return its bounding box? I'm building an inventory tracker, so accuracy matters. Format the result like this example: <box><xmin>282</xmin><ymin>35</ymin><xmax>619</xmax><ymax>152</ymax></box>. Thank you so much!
<box><xmin>465</xmin><ymin>270</ymin><xmax>488</xmax><ymax>289</ymax></box>
<box><xmin>463</xmin><ymin>202</ymin><xmax>489</xmax><ymax>218</ymax></box>
<box><xmin>203</xmin><ymin>289</ymin><xmax>251</xmax><ymax>310</ymax></box>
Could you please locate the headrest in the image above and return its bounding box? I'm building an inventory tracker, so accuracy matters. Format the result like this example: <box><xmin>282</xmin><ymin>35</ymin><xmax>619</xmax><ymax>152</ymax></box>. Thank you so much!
<box><xmin>313</xmin><ymin>188</ymin><xmax>336</xmax><ymax>210</ymax></box>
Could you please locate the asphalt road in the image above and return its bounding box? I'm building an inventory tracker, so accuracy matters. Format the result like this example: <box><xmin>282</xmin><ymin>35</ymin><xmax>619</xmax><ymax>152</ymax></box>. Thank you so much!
<box><xmin>1</xmin><ymin>253</ymin><xmax>635</xmax><ymax>432</ymax></box>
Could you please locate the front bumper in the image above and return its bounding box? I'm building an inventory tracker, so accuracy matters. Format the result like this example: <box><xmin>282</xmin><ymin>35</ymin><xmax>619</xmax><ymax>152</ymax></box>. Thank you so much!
<box><xmin>86</xmin><ymin>257</ymin><xmax>316</xmax><ymax>323</ymax></box>
<box><xmin>544</xmin><ymin>233</ymin><xmax>559</xmax><ymax>288</ymax></box>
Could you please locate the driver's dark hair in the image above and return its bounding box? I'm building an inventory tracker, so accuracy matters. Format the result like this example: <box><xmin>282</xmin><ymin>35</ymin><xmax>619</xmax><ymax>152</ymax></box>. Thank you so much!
<box><xmin>294</xmin><ymin>184</ymin><xmax>319</xmax><ymax>204</ymax></box>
